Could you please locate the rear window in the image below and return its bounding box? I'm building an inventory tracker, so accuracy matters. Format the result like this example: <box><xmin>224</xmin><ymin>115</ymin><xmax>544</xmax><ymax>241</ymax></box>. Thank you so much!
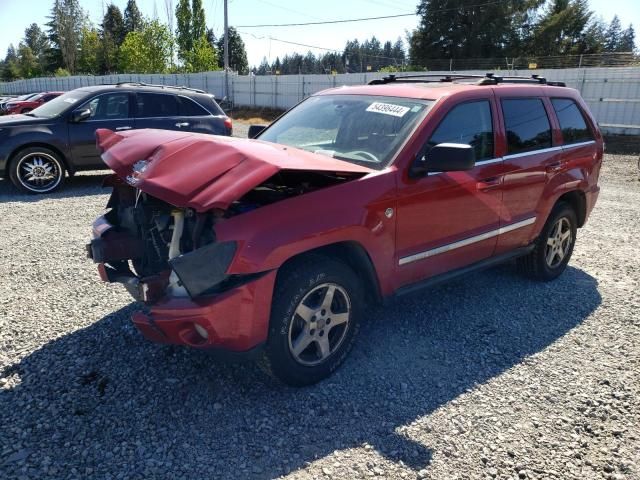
<box><xmin>502</xmin><ymin>98</ymin><xmax>552</xmax><ymax>155</ymax></box>
<box><xmin>137</xmin><ymin>93</ymin><xmax>179</xmax><ymax>117</ymax></box>
<box><xmin>179</xmin><ymin>97</ymin><xmax>210</xmax><ymax>116</ymax></box>
<box><xmin>551</xmin><ymin>98</ymin><xmax>593</xmax><ymax>144</ymax></box>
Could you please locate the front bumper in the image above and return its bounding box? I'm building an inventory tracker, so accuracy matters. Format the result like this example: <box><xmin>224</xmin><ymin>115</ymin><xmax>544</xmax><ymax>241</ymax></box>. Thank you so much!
<box><xmin>88</xmin><ymin>214</ymin><xmax>277</xmax><ymax>352</ymax></box>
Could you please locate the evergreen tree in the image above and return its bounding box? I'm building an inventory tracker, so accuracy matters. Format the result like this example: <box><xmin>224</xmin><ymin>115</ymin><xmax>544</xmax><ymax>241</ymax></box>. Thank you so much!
<box><xmin>100</xmin><ymin>4</ymin><xmax>125</xmax><ymax>73</ymax></box>
<box><xmin>216</xmin><ymin>27</ymin><xmax>249</xmax><ymax>74</ymax></box>
<box><xmin>530</xmin><ymin>0</ymin><xmax>594</xmax><ymax>56</ymax></box>
<box><xmin>2</xmin><ymin>45</ymin><xmax>21</xmax><ymax>81</ymax></box>
<box><xmin>23</xmin><ymin>24</ymin><xmax>50</xmax><ymax>74</ymax></box>
<box><xmin>47</xmin><ymin>0</ymin><xmax>87</xmax><ymax>73</ymax></box>
<box><xmin>619</xmin><ymin>25</ymin><xmax>636</xmax><ymax>52</ymax></box>
<box><xmin>604</xmin><ymin>15</ymin><xmax>622</xmax><ymax>52</ymax></box>
<box><xmin>206</xmin><ymin>28</ymin><xmax>216</xmax><ymax>49</ymax></box>
<box><xmin>124</xmin><ymin>0</ymin><xmax>143</xmax><ymax>35</ymax></box>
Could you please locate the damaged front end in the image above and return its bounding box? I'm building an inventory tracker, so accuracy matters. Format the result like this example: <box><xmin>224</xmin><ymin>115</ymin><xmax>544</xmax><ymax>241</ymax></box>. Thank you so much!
<box><xmin>87</xmin><ymin>128</ymin><xmax>371</xmax><ymax>351</ymax></box>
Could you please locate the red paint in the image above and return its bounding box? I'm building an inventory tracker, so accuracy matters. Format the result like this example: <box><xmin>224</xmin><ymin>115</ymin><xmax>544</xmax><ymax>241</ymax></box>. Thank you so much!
<box><xmin>3</xmin><ymin>92</ymin><xmax>63</xmax><ymax>114</ymax></box>
<box><xmin>92</xmin><ymin>82</ymin><xmax>603</xmax><ymax>354</ymax></box>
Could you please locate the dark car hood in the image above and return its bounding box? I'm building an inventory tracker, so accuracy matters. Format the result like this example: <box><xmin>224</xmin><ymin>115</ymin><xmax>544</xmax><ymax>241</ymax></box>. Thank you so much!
<box><xmin>0</xmin><ymin>113</ymin><xmax>50</xmax><ymax>126</ymax></box>
<box><xmin>96</xmin><ymin>128</ymin><xmax>373</xmax><ymax>212</ymax></box>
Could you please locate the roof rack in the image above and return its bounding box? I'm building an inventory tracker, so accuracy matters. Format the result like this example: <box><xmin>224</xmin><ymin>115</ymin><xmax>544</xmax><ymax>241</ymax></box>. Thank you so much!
<box><xmin>368</xmin><ymin>73</ymin><xmax>566</xmax><ymax>87</ymax></box>
<box><xmin>113</xmin><ymin>81</ymin><xmax>206</xmax><ymax>93</ymax></box>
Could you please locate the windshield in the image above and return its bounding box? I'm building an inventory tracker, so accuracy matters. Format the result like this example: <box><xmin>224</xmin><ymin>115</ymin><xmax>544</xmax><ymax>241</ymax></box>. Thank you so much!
<box><xmin>29</xmin><ymin>90</ymin><xmax>84</xmax><ymax>118</ymax></box>
<box><xmin>258</xmin><ymin>94</ymin><xmax>433</xmax><ymax>169</ymax></box>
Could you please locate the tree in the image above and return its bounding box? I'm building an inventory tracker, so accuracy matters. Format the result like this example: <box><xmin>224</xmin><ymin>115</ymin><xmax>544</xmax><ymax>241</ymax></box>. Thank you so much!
<box><xmin>175</xmin><ymin>0</ymin><xmax>192</xmax><ymax>62</ymax></box>
<box><xmin>410</xmin><ymin>0</ymin><xmax>544</xmax><ymax>65</ymax></box>
<box><xmin>582</xmin><ymin>17</ymin><xmax>607</xmax><ymax>53</ymax></box>
<box><xmin>216</xmin><ymin>27</ymin><xmax>249</xmax><ymax>74</ymax></box>
<box><xmin>604</xmin><ymin>15</ymin><xmax>622</xmax><ymax>52</ymax></box>
<box><xmin>530</xmin><ymin>0</ymin><xmax>594</xmax><ymax>56</ymax></box>
<box><xmin>100</xmin><ymin>4</ymin><xmax>125</xmax><ymax>73</ymax></box>
<box><xmin>119</xmin><ymin>19</ymin><xmax>173</xmax><ymax>73</ymax></box>
<box><xmin>184</xmin><ymin>36</ymin><xmax>219</xmax><ymax>72</ymax></box>
<box><xmin>47</xmin><ymin>0</ymin><xmax>87</xmax><ymax>73</ymax></box>
<box><xmin>124</xmin><ymin>0</ymin><xmax>143</xmax><ymax>35</ymax></box>
<box><xmin>17</xmin><ymin>44</ymin><xmax>40</xmax><ymax>78</ymax></box>
<box><xmin>191</xmin><ymin>0</ymin><xmax>206</xmax><ymax>41</ymax></box>
<box><xmin>2</xmin><ymin>45</ymin><xmax>22</xmax><ymax>80</ymax></box>
<box><xmin>619</xmin><ymin>25</ymin><xmax>636</xmax><ymax>52</ymax></box>
<box><xmin>78</xmin><ymin>26</ymin><xmax>100</xmax><ymax>74</ymax></box>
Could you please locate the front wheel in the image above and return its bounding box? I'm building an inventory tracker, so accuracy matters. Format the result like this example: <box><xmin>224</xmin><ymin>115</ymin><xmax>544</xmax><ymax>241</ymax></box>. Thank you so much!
<box><xmin>9</xmin><ymin>147</ymin><xmax>66</xmax><ymax>194</ymax></box>
<box><xmin>264</xmin><ymin>255</ymin><xmax>363</xmax><ymax>386</ymax></box>
<box><xmin>518</xmin><ymin>202</ymin><xmax>577</xmax><ymax>281</ymax></box>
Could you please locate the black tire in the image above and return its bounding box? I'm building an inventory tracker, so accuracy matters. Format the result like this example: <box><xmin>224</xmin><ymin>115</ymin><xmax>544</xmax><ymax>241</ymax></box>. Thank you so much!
<box><xmin>9</xmin><ymin>146</ymin><xmax>66</xmax><ymax>194</ymax></box>
<box><xmin>264</xmin><ymin>254</ymin><xmax>363</xmax><ymax>386</ymax></box>
<box><xmin>518</xmin><ymin>202</ymin><xmax>577</xmax><ymax>281</ymax></box>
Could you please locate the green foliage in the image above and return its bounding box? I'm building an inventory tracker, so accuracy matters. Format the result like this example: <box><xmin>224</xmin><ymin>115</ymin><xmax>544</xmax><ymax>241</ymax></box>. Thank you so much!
<box><xmin>54</xmin><ymin>67</ymin><xmax>71</xmax><ymax>77</ymax></box>
<box><xmin>119</xmin><ymin>20</ymin><xmax>173</xmax><ymax>73</ymax></box>
<box><xmin>216</xmin><ymin>27</ymin><xmax>249</xmax><ymax>74</ymax></box>
<box><xmin>78</xmin><ymin>27</ymin><xmax>100</xmax><ymax>74</ymax></box>
<box><xmin>532</xmin><ymin>0</ymin><xmax>593</xmax><ymax>55</ymax></box>
<box><xmin>175</xmin><ymin>0</ymin><xmax>192</xmax><ymax>62</ymax></box>
<box><xmin>2</xmin><ymin>45</ymin><xmax>21</xmax><ymax>81</ymax></box>
<box><xmin>123</xmin><ymin>0</ymin><xmax>143</xmax><ymax>35</ymax></box>
<box><xmin>191</xmin><ymin>0</ymin><xmax>206</xmax><ymax>42</ymax></box>
<box><xmin>17</xmin><ymin>45</ymin><xmax>40</xmax><ymax>78</ymax></box>
<box><xmin>100</xmin><ymin>4</ymin><xmax>125</xmax><ymax>74</ymax></box>
<box><xmin>183</xmin><ymin>36</ymin><xmax>220</xmax><ymax>73</ymax></box>
<box><xmin>47</xmin><ymin>0</ymin><xmax>87</xmax><ymax>73</ymax></box>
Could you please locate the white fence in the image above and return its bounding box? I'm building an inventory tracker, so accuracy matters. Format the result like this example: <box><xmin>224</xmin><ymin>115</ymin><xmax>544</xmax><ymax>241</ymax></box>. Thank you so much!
<box><xmin>1</xmin><ymin>67</ymin><xmax>639</xmax><ymax>134</ymax></box>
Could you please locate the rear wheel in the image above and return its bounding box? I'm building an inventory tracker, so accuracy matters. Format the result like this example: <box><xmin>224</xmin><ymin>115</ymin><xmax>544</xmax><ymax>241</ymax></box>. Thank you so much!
<box><xmin>264</xmin><ymin>255</ymin><xmax>362</xmax><ymax>386</ymax></box>
<box><xmin>9</xmin><ymin>147</ymin><xmax>66</xmax><ymax>194</ymax></box>
<box><xmin>518</xmin><ymin>202</ymin><xmax>577</xmax><ymax>281</ymax></box>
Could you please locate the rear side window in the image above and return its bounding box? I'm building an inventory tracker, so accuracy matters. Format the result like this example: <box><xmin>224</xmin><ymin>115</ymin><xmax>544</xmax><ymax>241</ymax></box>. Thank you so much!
<box><xmin>137</xmin><ymin>93</ymin><xmax>179</xmax><ymax>117</ymax></box>
<box><xmin>179</xmin><ymin>97</ymin><xmax>210</xmax><ymax>116</ymax></box>
<box><xmin>502</xmin><ymin>98</ymin><xmax>552</xmax><ymax>154</ymax></box>
<box><xmin>551</xmin><ymin>98</ymin><xmax>593</xmax><ymax>144</ymax></box>
<box><xmin>427</xmin><ymin>100</ymin><xmax>494</xmax><ymax>161</ymax></box>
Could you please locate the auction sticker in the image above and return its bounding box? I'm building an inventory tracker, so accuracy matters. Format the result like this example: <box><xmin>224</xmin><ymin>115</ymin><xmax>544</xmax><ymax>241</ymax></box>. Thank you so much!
<box><xmin>366</xmin><ymin>102</ymin><xmax>410</xmax><ymax>117</ymax></box>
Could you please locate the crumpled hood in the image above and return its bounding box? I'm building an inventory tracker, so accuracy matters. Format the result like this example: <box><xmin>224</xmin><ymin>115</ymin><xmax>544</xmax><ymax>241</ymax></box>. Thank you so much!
<box><xmin>96</xmin><ymin>128</ymin><xmax>373</xmax><ymax>212</ymax></box>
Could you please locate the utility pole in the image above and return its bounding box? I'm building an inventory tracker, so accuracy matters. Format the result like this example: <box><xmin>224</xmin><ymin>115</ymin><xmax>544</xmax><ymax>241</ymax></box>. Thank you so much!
<box><xmin>224</xmin><ymin>0</ymin><xmax>229</xmax><ymax>102</ymax></box>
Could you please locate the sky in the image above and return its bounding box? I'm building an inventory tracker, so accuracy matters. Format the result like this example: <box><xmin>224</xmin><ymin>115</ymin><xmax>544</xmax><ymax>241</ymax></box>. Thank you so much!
<box><xmin>0</xmin><ymin>0</ymin><xmax>638</xmax><ymax>68</ymax></box>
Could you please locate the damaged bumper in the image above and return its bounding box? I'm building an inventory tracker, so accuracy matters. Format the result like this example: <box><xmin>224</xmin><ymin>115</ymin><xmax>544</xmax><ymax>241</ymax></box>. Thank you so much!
<box><xmin>88</xmin><ymin>214</ymin><xmax>276</xmax><ymax>353</ymax></box>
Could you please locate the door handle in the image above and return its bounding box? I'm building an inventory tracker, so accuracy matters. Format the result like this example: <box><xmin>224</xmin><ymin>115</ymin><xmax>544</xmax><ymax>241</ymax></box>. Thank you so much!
<box><xmin>476</xmin><ymin>177</ymin><xmax>501</xmax><ymax>191</ymax></box>
<box><xmin>175</xmin><ymin>122</ymin><xmax>190</xmax><ymax>128</ymax></box>
<box><xmin>115</xmin><ymin>126</ymin><xmax>132</xmax><ymax>131</ymax></box>
<box><xmin>545</xmin><ymin>161</ymin><xmax>563</xmax><ymax>173</ymax></box>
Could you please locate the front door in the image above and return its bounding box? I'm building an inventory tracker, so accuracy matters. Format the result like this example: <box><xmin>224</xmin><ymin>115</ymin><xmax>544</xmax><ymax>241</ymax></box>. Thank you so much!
<box><xmin>395</xmin><ymin>98</ymin><xmax>504</xmax><ymax>287</ymax></box>
<box><xmin>69</xmin><ymin>92</ymin><xmax>133</xmax><ymax>169</ymax></box>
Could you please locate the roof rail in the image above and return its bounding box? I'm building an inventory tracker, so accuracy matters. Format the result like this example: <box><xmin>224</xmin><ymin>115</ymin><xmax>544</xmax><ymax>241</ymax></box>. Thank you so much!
<box><xmin>369</xmin><ymin>72</ymin><xmax>566</xmax><ymax>87</ymax></box>
<box><xmin>114</xmin><ymin>81</ymin><xmax>206</xmax><ymax>93</ymax></box>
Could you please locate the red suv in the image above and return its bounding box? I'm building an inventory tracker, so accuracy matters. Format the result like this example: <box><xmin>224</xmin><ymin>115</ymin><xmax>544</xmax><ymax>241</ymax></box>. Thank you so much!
<box><xmin>88</xmin><ymin>74</ymin><xmax>602</xmax><ymax>386</ymax></box>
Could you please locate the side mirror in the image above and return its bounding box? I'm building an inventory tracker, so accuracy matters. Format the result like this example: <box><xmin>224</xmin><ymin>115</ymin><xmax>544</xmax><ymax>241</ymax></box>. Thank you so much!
<box><xmin>410</xmin><ymin>143</ymin><xmax>475</xmax><ymax>177</ymax></box>
<box><xmin>70</xmin><ymin>108</ymin><xmax>92</xmax><ymax>123</ymax></box>
<box><xmin>248</xmin><ymin>124</ymin><xmax>267</xmax><ymax>139</ymax></box>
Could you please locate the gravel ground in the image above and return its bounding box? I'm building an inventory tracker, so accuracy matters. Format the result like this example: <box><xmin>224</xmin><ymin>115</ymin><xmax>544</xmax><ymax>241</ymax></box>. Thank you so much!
<box><xmin>0</xmin><ymin>146</ymin><xmax>639</xmax><ymax>480</ymax></box>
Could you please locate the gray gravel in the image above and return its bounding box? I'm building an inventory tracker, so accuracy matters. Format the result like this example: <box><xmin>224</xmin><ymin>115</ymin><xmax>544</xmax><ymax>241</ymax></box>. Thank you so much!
<box><xmin>1</xmin><ymin>148</ymin><xmax>639</xmax><ymax>480</ymax></box>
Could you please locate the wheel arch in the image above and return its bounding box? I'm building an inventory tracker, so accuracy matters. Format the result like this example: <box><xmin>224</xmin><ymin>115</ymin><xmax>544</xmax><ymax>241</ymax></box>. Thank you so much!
<box><xmin>8</xmin><ymin>142</ymin><xmax>72</xmax><ymax>176</ymax></box>
<box><xmin>555</xmin><ymin>190</ymin><xmax>587</xmax><ymax>227</ymax></box>
<box><xmin>276</xmin><ymin>241</ymin><xmax>383</xmax><ymax>305</ymax></box>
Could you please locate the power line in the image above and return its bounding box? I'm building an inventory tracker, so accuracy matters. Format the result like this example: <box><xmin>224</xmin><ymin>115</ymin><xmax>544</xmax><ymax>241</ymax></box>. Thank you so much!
<box><xmin>236</xmin><ymin>0</ymin><xmax>507</xmax><ymax>28</ymax></box>
<box><xmin>237</xmin><ymin>13</ymin><xmax>415</xmax><ymax>28</ymax></box>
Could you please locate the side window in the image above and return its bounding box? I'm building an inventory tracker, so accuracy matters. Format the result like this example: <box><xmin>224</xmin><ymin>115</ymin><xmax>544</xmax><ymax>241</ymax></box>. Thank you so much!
<box><xmin>551</xmin><ymin>98</ymin><xmax>593</xmax><ymax>144</ymax></box>
<box><xmin>501</xmin><ymin>98</ymin><xmax>552</xmax><ymax>154</ymax></box>
<box><xmin>179</xmin><ymin>97</ymin><xmax>210</xmax><ymax>116</ymax></box>
<box><xmin>427</xmin><ymin>100</ymin><xmax>494</xmax><ymax>161</ymax></box>
<box><xmin>137</xmin><ymin>93</ymin><xmax>179</xmax><ymax>117</ymax></box>
<box><xmin>84</xmin><ymin>93</ymin><xmax>130</xmax><ymax>120</ymax></box>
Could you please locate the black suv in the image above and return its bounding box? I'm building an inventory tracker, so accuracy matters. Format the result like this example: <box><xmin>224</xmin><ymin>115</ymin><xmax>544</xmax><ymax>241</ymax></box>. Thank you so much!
<box><xmin>0</xmin><ymin>83</ymin><xmax>232</xmax><ymax>193</ymax></box>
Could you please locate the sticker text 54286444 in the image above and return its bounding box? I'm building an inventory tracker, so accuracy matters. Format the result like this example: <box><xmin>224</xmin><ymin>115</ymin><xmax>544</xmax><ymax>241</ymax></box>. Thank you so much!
<box><xmin>366</xmin><ymin>102</ymin><xmax>410</xmax><ymax>118</ymax></box>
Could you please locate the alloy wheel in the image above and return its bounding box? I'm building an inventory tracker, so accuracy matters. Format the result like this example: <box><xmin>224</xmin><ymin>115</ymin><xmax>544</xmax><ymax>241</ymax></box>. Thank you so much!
<box><xmin>16</xmin><ymin>152</ymin><xmax>63</xmax><ymax>193</ymax></box>
<box><xmin>545</xmin><ymin>217</ymin><xmax>572</xmax><ymax>268</ymax></box>
<box><xmin>288</xmin><ymin>283</ymin><xmax>351</xmax><ymax>366</ymax></box>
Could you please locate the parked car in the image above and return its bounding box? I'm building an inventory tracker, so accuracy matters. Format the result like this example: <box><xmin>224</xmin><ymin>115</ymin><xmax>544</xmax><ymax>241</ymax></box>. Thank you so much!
<box><xmin>0</xmin><ymin>93</ymin><xmax>37</xmax><ymax>112</ymax></box>
<box><xmin>88</xmin><ymin>74</ymin><xmax>603</xmax><ymax>386</ymax></box>
<box><xmin>2</xmin><ymin>91</ymin><xmax>64</xmax><ymax>115</ymax></box>
<box><xmin>0</xmin><ymin>82</ymin><xmax>232</xmax><ymax>193</ymax></box>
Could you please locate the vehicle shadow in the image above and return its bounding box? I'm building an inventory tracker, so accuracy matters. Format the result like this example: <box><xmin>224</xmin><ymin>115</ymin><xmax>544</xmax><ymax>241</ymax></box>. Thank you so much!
<box><xmin>0</xmin><ymin>265</ymin><xmax>600</xmax><ymax>479</ymax></box>
<box><xmin>0</xmin><ymin>173</ymin><xmax>107</xmax><ymax>201</ymax></box>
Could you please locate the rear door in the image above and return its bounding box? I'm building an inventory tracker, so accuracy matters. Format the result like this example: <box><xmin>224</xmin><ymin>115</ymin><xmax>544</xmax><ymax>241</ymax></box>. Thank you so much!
<box><xmin>176</xmin><ymin>95</ymin><xmax>227</xmax><ymax>135</ymax></box>
<box><xmin>134</xmin><ymin>92</ymin><xmax>182</xmax><ymax>131</ymax></box>
<box><xmin>493</xmin><ymin>93</ymin><xmax>561</xmax><ymax>254</ymax></box>
<box><xmin>68</xmin><ymin>92</ymin><xmax>134</xmax><ymax>168</ymax></box>
<box><xmin>395</xmin><ymin>97</ymin><xmax>504</xmax><ymax>287</ymax></box>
